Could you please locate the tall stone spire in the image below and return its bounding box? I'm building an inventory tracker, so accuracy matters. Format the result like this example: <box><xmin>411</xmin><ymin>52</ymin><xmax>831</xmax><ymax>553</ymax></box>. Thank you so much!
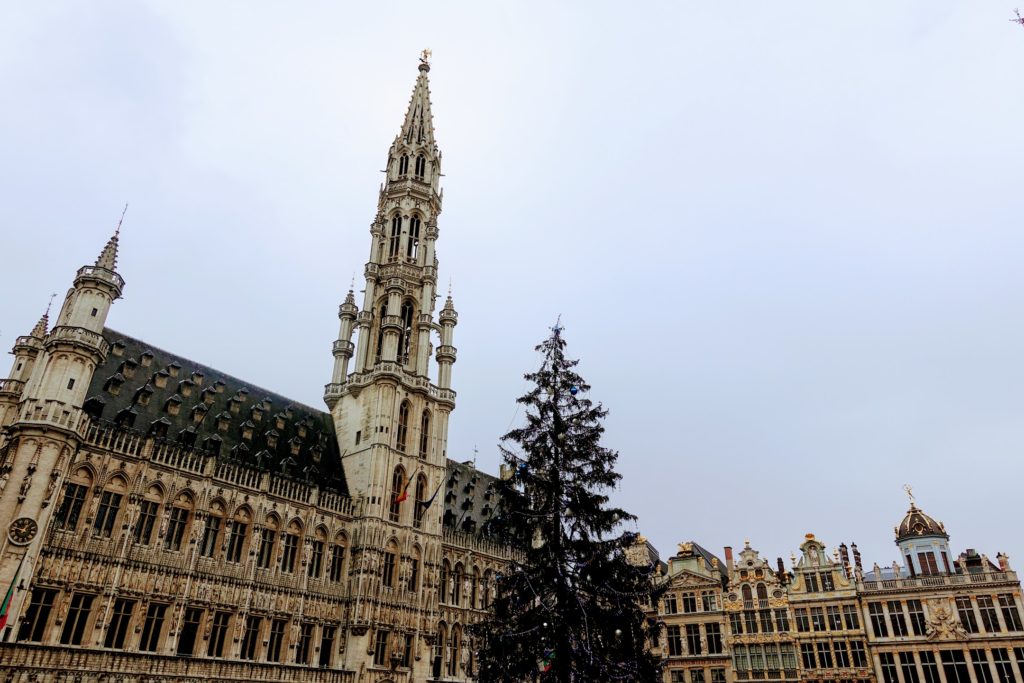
<box><xmin>397</xmin><ymin>50</ymin><xmax>438</xmax><ymax>153</ymax></box>
<box><xmin>29</xmin><ymin>300</ymin><xmax>51</xmax><ymax>339</ymax></box>
<box><xmin>95</xmin><ymin>204</ymin><xmax>127</xmax><ymax>271</ymax></box>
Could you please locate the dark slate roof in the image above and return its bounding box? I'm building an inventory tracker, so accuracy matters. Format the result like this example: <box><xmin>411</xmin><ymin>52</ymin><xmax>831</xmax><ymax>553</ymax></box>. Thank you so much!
<box><xmin>443</xmin><ymin>459</ymin><xmax>501</xmax><ymax>537</ymax></box>
<box><xmin>85</xmin><ymin>329</ymin><xmax>348</xmax><ymax>495</ymax></box>
<box><xmin>690</xmin><ymin>540</ymin><xmax>729</xmax><ymax>580</ymax></box>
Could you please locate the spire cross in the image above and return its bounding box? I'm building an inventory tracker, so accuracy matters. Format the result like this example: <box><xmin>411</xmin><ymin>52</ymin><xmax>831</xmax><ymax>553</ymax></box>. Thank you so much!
<box><xmin>115</xmin><ymin>203</ymin><xmax>128</xmax><ymax>237</ymax></box>
<box><xmin>903</xmin><ymin>484</ymin><xmax>915</xmax><ymax>504</ymax></box>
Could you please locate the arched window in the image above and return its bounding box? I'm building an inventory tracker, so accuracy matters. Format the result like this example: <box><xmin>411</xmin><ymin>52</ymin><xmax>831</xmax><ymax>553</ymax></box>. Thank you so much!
<box><xmin>374</xmin><ymin>304</ymin><xmax>387</xmax><ymax>363</ymax></box>
<box><xmin>164</xmin><ymin>491</ymin><xmax>193</xmax><ymax>552</ymax></box>
<box><xmin>382</xmin><ymin>540</ymin><xmax>398</xmax><ymax>587</ymax></box>
<box><xmin>199</xmin><ymin>500</ymin><xmax>225</xmax><ymax>558</ymax></box>
<box><xmin>257</xmin><ymin>514</ymin><xmax>279</xmax><ymax>569</ymax></box>
<box><xmin>452</xmin><ymin>563</ymin><xmax>464</xmax><ymax>606</ymax></box>
<box><xmin>55</xmin><ymin>467</ymin><xmax>93</xmax><ymax>532</ymax></box>
<box><xmin>407</xmin><ymin>216</ymin><xmax>421</xmax><ymax>260</ymax></box>
<box><xmin>389</xmin><ymin>466</ymin><xmax>406</xmax><ymax>522</ymax></box>
<box><xmin>448</xmin><ymin>625</ymin><xmax>462</xmax><ymax>676</ymax></box>
<box><xmin>388</xmin><ymin>215</ymin><xmax>402</xmax><ymax>260</ymax></box>
<box><xmin>756</xmin><ymin>583</ymin><xmax>768</xmax><ymax>603</ymax></box>
<box><xmin>419</xmin><ymin>410</ymin><xmax>431</xmax><ymax>458</ymax></box>
<box><xmin>440</xmin><ymin>560</ymin><xmax>450</xmax><ymax>603</ymax></box>
<box><xmin>329</xmin><ymin>533</ymin><xmax>347</xmax><ymax>583</ymax></box>
<box><xmin>414</xmin><ymin>154</ymin><xmax>426</xmax><ymax>179</ymax></box>
<box><xmin>279</xmin><ymin>520</ymin><xmax>302</xmax><ymax>573</ymax></box>
<box><xmin>396</xmin><ymin>401</ymin><xmax>410</xmax><ymax>452</ymax></box>
<box><xmin>434</xmin><ymin>623</ymin><xmax>447</xmax><ymax>678</ymax></box>
<box><xmin>133</xmin><ymin>484</ymin><xmax>163</xmax><ymax>545</ymax></box>
<box><xmin>482</xmin><ymin>569</ymin><xmax>493</xmax><ymax>608</ymax></box>
<box><xmin>408</xmin><ymin>546</ymin><xmax>421</xmax><ymax>591</ymax></box>
<box><xmin>413</xmin><ymin>474</ymin><xmax>428</xmax><ymax>528</ymax></box>
<box><xmin>94</xmin><ymin>475</ymin><xmax>127</xmax><ymax>538</ymax></box>
<box><xmin>397</xmin><ymin>302</ymin><xmax>414</xmax><ymax>364</ymax></box>
<box><xmin>741</xmin><ymin>584</ymin><xmax>753</xmax><ymax>607</ymax></box>
<box><xmin>398</xmin><ymin>154</ymin><xmax>409</xmax><ymax>175</ymax></box>
<box><xmin>225</xmin><ymin>506</ymin><xmax>251</xmax><ymax>563</ymax></box>
<box><xmin>471</xmin><ymin>566</ymin><xmax>480</xmax><ymax>609</ymax></box>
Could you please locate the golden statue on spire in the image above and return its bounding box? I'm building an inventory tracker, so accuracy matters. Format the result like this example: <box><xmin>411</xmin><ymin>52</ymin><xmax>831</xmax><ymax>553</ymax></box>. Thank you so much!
<box><xmin>420</xmin><ymin>49</ymin><xmax>432</xmax><ymax>66</ymax></box>
<box><xmin>903</xmin><ymin>483</ymin><xmax>915</xmax><ymax>504</ymax></box>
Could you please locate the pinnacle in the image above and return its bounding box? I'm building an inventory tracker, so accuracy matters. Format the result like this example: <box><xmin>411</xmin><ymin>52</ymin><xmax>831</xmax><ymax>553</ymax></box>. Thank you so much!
<box><xmin>30</xmin><ymin>309</ymin><xmax>49</xmax><ymax>339</ymax></box>
<box><xmin>96</xmin><ymin>204</ymin><xmax>127</xmax><ymax>272</ymax></box>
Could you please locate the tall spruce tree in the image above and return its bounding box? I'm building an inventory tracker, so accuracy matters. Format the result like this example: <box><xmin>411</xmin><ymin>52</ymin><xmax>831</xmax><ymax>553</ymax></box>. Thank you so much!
<box><xmin>475</xmin><ymin>325</ymin><xmax>664</xmax><ymax>682</ymax></box>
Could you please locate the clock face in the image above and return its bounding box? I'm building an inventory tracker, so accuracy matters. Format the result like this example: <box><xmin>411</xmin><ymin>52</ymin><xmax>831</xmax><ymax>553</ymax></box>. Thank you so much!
<box><xmin>9</xmin><ymin>517</ymin><xmax>38</xmax><ymax>545</ymax></box>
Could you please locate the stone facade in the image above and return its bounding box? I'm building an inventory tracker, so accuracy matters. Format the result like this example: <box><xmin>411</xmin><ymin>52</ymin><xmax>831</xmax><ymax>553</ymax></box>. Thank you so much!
<box><xmin>655</xmin><ymin>501</ymin><xmax>1024</xmax><ymax>683</ymax></box>
<box><xmin>0</xmin><ymin>56</ymin><xmax>514</xmax><ymax>682</ymax></box>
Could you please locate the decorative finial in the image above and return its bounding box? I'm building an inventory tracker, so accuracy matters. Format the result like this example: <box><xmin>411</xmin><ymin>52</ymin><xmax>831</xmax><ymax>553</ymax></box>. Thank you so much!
<box><xmin>419</xmin><ymin>49</ymin><xmax>432</xmax><ymax>72</ymax></box>
<box><xmin>46</xmin><ymin>292</ymin><xmax>57</xmax><ymax>317</ymax></box>
<box><xmin>551</xmin><ymin>314</ymin><xmax>563</xmax><ymax>334</ymax></box>
<box><xmin>116</xmin><ymin>203</ymin><xmax>128</xmax><ymax>237</ymax></box>
<box><xmin>448</xmin><ymin>277</ymin><xmax>452</xmax><ymax>298</ymax></box>
<box><xmin>349</xmin><ymin>273</ymin><xmax>355</xmax><ymax>292</ymax></box>
<box><xmin>903</xmin><ymin>483</ymin><xmax>915</xmax><ymax>505</ymax></box>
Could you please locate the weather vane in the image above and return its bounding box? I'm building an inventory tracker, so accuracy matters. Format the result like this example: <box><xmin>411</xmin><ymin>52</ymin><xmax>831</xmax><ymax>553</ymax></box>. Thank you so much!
<box><xmin>47</xmin><ymin>292</ymin><xmax>57</xmax><ymax>316</ymax></box>
<box><xmin>115</xmin><ymin>203</ymin><xmax>128</xmax><ymax>237</ymax></box>
<box><xmin>420</xmin><ymin>49</ymin><xmax>432</xmax><ymax>65</ymax></box>
<box><xmin>903</xmin><ymin>484</ymin><xmax>914</xmax><ymax>504</ymax></box>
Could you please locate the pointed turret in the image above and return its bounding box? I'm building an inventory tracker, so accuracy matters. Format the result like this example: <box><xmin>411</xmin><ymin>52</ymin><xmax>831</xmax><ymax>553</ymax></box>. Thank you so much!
<box><xmin>95</xmin><ymin>230</ymin><xmax>119</xmax><ymax>271</ymax></box>
<box><xmin>397</xmin><ymin>51</ymin><xmax>438</xmax><ymax>153</ymax></box>
<box><xmin>29</xmin><ymin>308</ymin><xmax>50</xmax><ymax>339</ymax></box>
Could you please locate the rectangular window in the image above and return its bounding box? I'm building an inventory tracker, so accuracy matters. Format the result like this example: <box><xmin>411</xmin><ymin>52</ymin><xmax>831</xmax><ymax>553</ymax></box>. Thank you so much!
<box><xmin>750</xmin><ymin>645</ymin><xmax>764</xmax><ymax>670</ymax></box>
<box><xmin>819</xmin><ymin>572</ymin><xmax>835</xmax><ymax>591</ymax></box>
<box><xmin>207</xmin><ymin>611</ymin><xmax>231</xmax><ymax>657</ymax></box>
<box><xmin>920</xmin><ymin>650</ymin><xmax>941</xmax><ymax>683</ymax></box>
<box><xmin>176</xmin><ymin>607</ymin><xmax>202</xmax><ymax>656</ymax></box>
<box><xmin>308</xmin><ymin>540</ymin><xmax>324</xmax><ymax>578</ymax></box>
<box><xmin>59</xmin><ymin>593</ymin><xmax>94</xmax><ymax>645</ymax></box>
<box><xmin>842</xmin><ymin>604</ymin><xmax>861</xmax><ymax>630</ymax></box>
<box><xmin>17</xmin><ymin>588</ymin><xmax>57</xmax><ymax>642</ymax></box>
<box><xmin>900</xmin><ymin>652</ymin><xmax>921</xmax><ymax>683</ymax></box>
<box><xmin>800</xmin><ymin>643</ymin><xmax>816</xmax><ymax>669</ymax></box>
<box><xmin>805</xmin><ymin>572</ymin><xmax>819</xmax><ymax>592</ymax></box>
<box><xmin>103</xmin><ymin>598</ymin><xmax>135</xmax><ymax>649</ymax></box>
<box><xmin>834</xmin><ymin>640</ymin><xmax>850</xmax><ymax>668</ymax></box>
<box><xmin>138</xmin><ymin>603</ymin><xmax>167</xmax><ymax>652</ymax></box>
<box><xmin>850</xmin><ymin>640</ymin><xmax>867</xmax><ymax>668</ymax></box>
<box><xmin>681</xmin><ymin>593</ymin><xmax>697</xmax><ymax>613</ymax></box>
<box><xmin>667</xmin><ymin>625</ymin><xmax>683</xmax><ymax>657</ymax></box>
<box><xmin>880</xmin><ymin>652</ymin><xmax>899</xmax><ymax>683</ymax></box>
<box><xmin>686</xmin><ymin>624</ymin><xmax>702</xmax><ymax>655</ymax></box>
<box><xmin>888</xmin><ymin>601</ymin><xmax>908</xmax><ymax>637</ymax></box>
<box><xmin>664</xmin><ymin>594</ymin><xmax>678</xmax><ymax>615</ymax></box>
<box><xmin>1016</xmin><ymin>649</ymin><xmax>1024</xmax><ymax>679</ymax></box>
<box><xmin>734</xmin><ymin>645</ymin><xmax>749</xmax><ymax>671</ymax></box>
<box><xmin>765</xmin><ymin>644</ymin><xmax>780</xmax><ymax>671</ymax></box>
<box><xmin>729</xmin><ymin>612</ymin><xmax>743</xmax><ymax>635</ymax></box>
<box><xmin>199</xmin><ymin>516</ymin><xmax>221</xmax><ymax>558</ymax></box>
<box><xmin>956</xmin><ymin>596</ymin><xmax>979</xmax><ymax>634</ymax></box>
<box><xmin>691</xmin><ymin>670</ymin><xmax>705</xmax><ymax>683</ymax></box>
<box><xmin>711</xmin><ymin>669</ymin><xmax>726</xmax><ymax>683</ymax></box>
<box><xmin>240</xmin><ymin>615</ymin><xmax>261</xmax><ymax>660</ymax></box>
<box><xmin>296</xmin><ymin>623</ymin><xmax>314</xmax><ymax>665</ymax></box>
<box><xmin>869</xmin><ymin>602</ymin><xmax>889</xmax><ymax>637</ymax></box>
<box><xmin>918</xmin><ymin>552</ymin><xmax>940</xmax><ymax>575</ymax></box>
<box><xmin>382</xmin><ymin>550</ymin><xmax>397</xmax><ymax>587</ymax></box>
<box><xmin>671</xmin><ymin>672</ymin><xmax>686</xmax><ymax>683</ymax></box>
<box><xmin>744</xmin><ymin>610</ymin><xmax>758</xmax><ymax>634</ymax></box>
<box><xmin>816</xmin><ymin>642</ymin><xmax>833</xmax><ymax>668</ymax></box>
<box><xmin>810</xmin><ymin>607</ymin><xmax>826</xmax><ymax>632</ymax></box>
<box><xmin>373</xmin><ymin>629</ymin><xmax>389</xmax><ymax>666</ymax></box>
<box><xmin>280</xmin><ymin>533</ymin><xmax>299</xmax><ymax>573</ymax></box>
<box><xmin>992</xmin><ymin>648</ymin><xmax>1015</xmax><ymax>683</ymax></box>
<box><xmin>774</xmin><ymin>608</ymin><xmax>790</xmax><ymax>632</ymax></box>
<box><xmin>907</xmin><ymin>599</ymin><xmax>927</xmax><ymax>636</ymax></box>
<box><xmin>794</xmin><ymin>608</ymin><xmax>810</xmax><ymax>632</ymax></box>
<box><xmin>402</xmin><ymin>632</ymin><xmax>414</xmax><ymax>668</ymax></box>
<box><xmin>940</xmin><ymin>649</ymin><xmax>971</xmax><ymax>683</ymax></box>
<box><xmin>968</xmin><ymin>649</ymin><xmax>994</xmax><ymax>683</ymax></box>
<box><xmin>93</xmin><ymin>491</ymin><xmax>122</xmax><ymax>538</ymax></box>
<box><xmin>827</xmin><ymin>605</ymin><xmax>842</xmax><ymax>630</ymax></box>
<box><xmin>759</xmin><ymin>609</ymin><xmax>774</xmax><ymax>633</ymax></box>
<box><xmin>133</xmin><ymin>501</ymin><xmax>159</xmax><ymax>545</ymax></box>
<box><xmin>319</xmin><ymin>625</ymin><xmax>336</xmax><ymax>667</ymax></box>
<box><xmin>999</xmin><ymin>594</ymin><xmax>1023</xmax><ymax>631</ymax></box>
<box><xmin>702</xmin><ymin>591</ymin><xmax>718</xmax><ymax>611</ymax></box>
<box><xmin>54</xmin><ymin>483</ymin><xmax>87</xmax><ymax>532</ymax></box>
<box><xmin>257</xmin><ymin>528</ymin><xmax>275</xmax><ymax>569</ymax></box>
<box><xmin>267</xmin><ymin>618</ymin><xmax>287</xmax><ymax>662</ymax></box>
<box><xmin>781</xmin><ymin>643</ymin><xmax>797</xmax><ymax>671</ymax></box>
<box><xmin>329</xmin><ymin>545</ymin><xmax>346</xmax><ymax>582</ymax></box>
<box><xmin>225</xmin><ymin>521</ymin><xmax>248</xmax><ymax>563</ymax></box>
<box><xmin>164</xmin><ymin>507</ymin><xmax>189</xmax><ymax>551</ymax></box>
<box><xmin>706</xmin><ymin>622</ymin><xmax>723</xmax><ymax>654</ymax></box>
<box><xmin>977</xmin><ymin>595</ymin><xmax>1000</xmax><ymax>632</ymax></box>
<box><xmin>408</xmin><ymin>557</ymin><xmax>420</xmax><ymax>592</ymax></box>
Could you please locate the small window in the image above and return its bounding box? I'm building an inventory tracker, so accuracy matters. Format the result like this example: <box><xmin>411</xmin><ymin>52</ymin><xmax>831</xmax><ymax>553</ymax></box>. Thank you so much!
<box><xmin>355</xmin><ymin>430</ymin><xmax>361</xmax><ymax>445</ymax></box>
<box><xmin>90</xmin><ymin>308</ymin><xmax>98</xmax><ymax>317</ymax></box>
<box><xmin>66</xmin><ymin>378</ymin><xmax>75</xmax><ymax>390</ymax></box>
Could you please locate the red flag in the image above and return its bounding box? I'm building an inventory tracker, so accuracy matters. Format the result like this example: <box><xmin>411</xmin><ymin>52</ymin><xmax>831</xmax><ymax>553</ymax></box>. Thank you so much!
<box><xmin>0</xmin><ymin>555</ymin><xmax>27</xmax><ymax>631</ymax></box>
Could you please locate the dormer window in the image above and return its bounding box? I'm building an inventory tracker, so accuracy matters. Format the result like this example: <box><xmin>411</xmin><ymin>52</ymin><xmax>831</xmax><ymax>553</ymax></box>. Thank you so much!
<box><xmin>148</xmin><ymin>417</ymin><xmax>171</xmax><ymax>439</ymax></box>
<box><xmin>289</xmin><ymin>438</ymin><xmax>301</xmax><ymax>456</ymax></box>
<box><xmin>140</xmin><ymin>351</ymin><xmax>154</xmax><ymax>368</ymax></box>
<box><xmin>135</xmin><ymin>384</ymin><xmax>154</xmax><ymax>406</ymax></box>
<box><xmin>217</xmin><ymin>412</ymin><xmax>231</xmax><ymax>432</ymax></box>
<box><xmin>121</xmin><ymin>359</ymin><xmax>138</xmax><ymax>380</ymax></box>
<box><xmin>251</xmin><ymin>406</ymin><xmax>263</xmax><ymax>423</ymax></box>
<box><xmin>275</xmin><ymin>415</ymin><xmax>286</xmax><ymax>430</ymax></box>
<box><xmin>214</xmin><ymin>380</ymin><xmax>226</xmax><ymax>394</ymax></box>
<box><xmin>297</xmin><ymin>424</ymin><xmax>307</xmax><ymax>439</ymax></box>
<box><xmin>205</xmin><ymin>435</ymin><xmax>223</xmax><ymax>456</ymax></box>
<box><xmin>103</xmin><ymin>373</ymin><xmax>125</xmax><ymax>396</ymax></box>
<box><xmin>191</xmin><ymin>404</ymin><xmax>208</xmax><ymax>424</ymax></box>
<box><xmin>261</xmin><ymin>399</ymin><xmax>272</xmax><ymax>411</ymax></box>
<box><xmin>201</xmin><ymin>388</ymin><xmax>216</xmax><ymax>406</ymax></box>
<box><xmin>191</xmin><ymin>371</ymin><xmax>204</xmax><ymax>386</ymax></box>
<box><xmin>164</xmin><ymin>394</ymin><xmax>183</xmax><ymax>416</ymax></box>
<box><xmin>168</xmin><ymin>363</ymin><xmax>181</xmax><ymax>378</ymax></box>
<box><xmin>112</xmin><ymin>341</ymin><xmax>126</xmax><ymax>357</ymax></box>
<box><xmin>283</xmin><ymin>407</ymin><xmax>293</xmax><ymax>420</ymax></box>
<box><xmin>178</xmin><ymin>379</ymin><xmax>194</xmax><ymax>397</ymax></box>
<box><xmin>115</xmin><ymin>407</ymin><xmax>137</xmax><ymax>428</ymax></box>
<box><xmin>229</xmin><ymin>398</ymin><xmax>241</xmax><ymax>415</ymax></box>
<box><xmin>240</xmin><ymin>421</ymin><xmax>255</xmax><ymax>442</ymax></box>
<box><xmin>179</xmin><ymin>427</ymin><xmax>197</xmax><ymax>448</ymax></box>
<box><xmin>154</xmin><ymin>371</ymin><xmax>169</xmax><ymax>389</ymax></box>
<box><xmin>265</xmin><ymin>430</ymin><xmax>279</xmax><ymax>449</ymax></box>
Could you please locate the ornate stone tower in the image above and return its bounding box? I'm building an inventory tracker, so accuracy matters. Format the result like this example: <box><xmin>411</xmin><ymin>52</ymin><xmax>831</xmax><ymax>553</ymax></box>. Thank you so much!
<box><xmin>0</xmin><ymin>227</ymin><xmax>123</xmax><ymax>639</ymax></box>
<box><xmin>325</xmin><ymin>53</ymin><xmax>457</xmax><ymax>675</ymax></box>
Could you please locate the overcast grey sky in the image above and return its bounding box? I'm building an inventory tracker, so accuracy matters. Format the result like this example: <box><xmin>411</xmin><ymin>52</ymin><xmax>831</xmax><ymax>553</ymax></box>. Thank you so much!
<box><xmin>2</xmin><ymin>2</ymin><xmax>1022</xmax><ymax>571</ymax></box>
